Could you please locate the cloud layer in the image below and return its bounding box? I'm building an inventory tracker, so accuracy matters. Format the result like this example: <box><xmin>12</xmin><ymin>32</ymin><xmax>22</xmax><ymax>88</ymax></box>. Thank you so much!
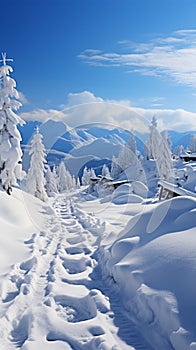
<box><xmin>20</xmin><ymin>91</ymin><xmax>196</xmax><ymax>132</ymax></box>
<box><xmin>79</xmin><ymin>30</ymin><xmax>196</xmax><ymax>87</ymax></box>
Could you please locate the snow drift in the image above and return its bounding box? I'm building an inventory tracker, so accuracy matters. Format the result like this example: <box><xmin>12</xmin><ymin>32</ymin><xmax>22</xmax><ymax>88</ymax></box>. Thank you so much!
<box><xmin>102</xmin><ymin>196</ymin><xmax>196</xmax><ymax>349</ymax></box>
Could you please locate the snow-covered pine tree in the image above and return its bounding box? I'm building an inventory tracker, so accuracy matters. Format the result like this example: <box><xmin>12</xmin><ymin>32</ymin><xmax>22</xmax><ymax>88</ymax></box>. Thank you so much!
<box><xmin>145</xmin><ymin>116</ymin><xmax>161</xmax><ymax>160</ymax></box>
<box><xmin>81</xmin><ymin>166</ymin><xmax>91</xmax><ymax>185</ymax></box>
<box><xmin>145</xmin><ymin>117</ymin><xmax>172</xmax><ymax>180</ymax></box>
<box><xmin>0</xmin><ymin>53</ymin><xmax>25</xmax><ymax>194</ymax></box>
<box><xmin>45</xmin><ymin>165</ymin><xmax>58</xmax><ymax>196</ymax></box>
<box><xmin>57</xmin><ymin>162</ymin><xmax>67</xmax><ymax>193</ymax></box>
<box><xmin>90</xmin><ymin>168</ymin><xmax>96</xmax><ymax>179</ymax></box>
<box><xmin>102</xmin><ymin>164</ymin><xmax>111</xmax><ymax>178</ymax></box>
<box><xmin>26</xmin><ymin>127</ymin><xmax>48</xmax><ymax>201</ymax></box>
<box><xmin>156</xmin><ymin>136</ymin><xmax>173</xmax><ymax>180</ymax></box>
<box><xmin>174</xmin><ymin>145</ymin><xmax>185</xmax><ymax>158</ymax></box>
<box><xmin>57</xmin><ymin>161</ymin><xmax>75</xmax><ymax>192</ymax></box>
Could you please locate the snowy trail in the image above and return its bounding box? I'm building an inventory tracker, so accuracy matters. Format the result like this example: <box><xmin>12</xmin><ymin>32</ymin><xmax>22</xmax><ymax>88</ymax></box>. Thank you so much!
<box><xmin>0</xmin><ymin>194</ymin><xmax>153</xmax><ymax>350</ymax></box>
<box><xmin>50</xmin><ymin>195</ymin><xmax>153</xmax><ymax>350</ymax></box>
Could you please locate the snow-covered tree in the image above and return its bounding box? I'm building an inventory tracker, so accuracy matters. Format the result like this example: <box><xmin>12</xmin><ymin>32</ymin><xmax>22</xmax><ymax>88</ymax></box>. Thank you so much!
<box><xmin>0</xmin><ymin>53</ymin><xmax>25</xmax><ymax>194</ymax></box>
<box><xmin>174</xmin><ymin>145</ymin><xmax>185</xmax><ymax>158</ymax></box>
<box><xmin>156</xmin><ymin>137</ymin><xmax>173</xmax><ymax>180</ymax></box>
<box><xmin>90</xmin><ymin>168</ymin><xmax>97</xmax><ymax>179</ymax></box>
<box><xmin>26</xmin><ymin>128</ymin><xmax>47</xmax><ymax>202</ymax></box>
<box><xmin>81</xmin><ymin>166</ymin><xmax>91</xmax><ymax>185</ymax></box>
<box><xmin>45</xmin><ymin>165</ymin><xmax>58</xmax><ymax>196</ymax></box>
<box><xmin>102</xmin><ymin>164</ymin><xmax>110</xmax><ymax>178</ymax></box>
<box><xmin>57</xmin><ymin>161</ymin><xmax>74</xmax><ymax>192</ymax></box>
<box><xmin>145</xmin><ymin>116</ymin><xmax>161</xmax><ymax>160</ymax></box>
<box><xmin>189</xmin><ymin>134</ymin><xmax>196</xmax><ymax>153</ymax></box>
<box><xmin>57</xmin><ymin>162</ymin><xmax>67</xmax><ymax>192</ymax></box>
<box><xmin>145</xmin><ymin>117</ymin><xmax>172</xmax><ymax>180</ymax></box>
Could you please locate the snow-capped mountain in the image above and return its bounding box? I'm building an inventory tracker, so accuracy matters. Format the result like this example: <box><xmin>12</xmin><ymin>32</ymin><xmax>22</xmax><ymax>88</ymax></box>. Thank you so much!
<box><xmin>20</xmin><ymin>119</ymin><xmax>195</xmax><ymax>176</ymax></box>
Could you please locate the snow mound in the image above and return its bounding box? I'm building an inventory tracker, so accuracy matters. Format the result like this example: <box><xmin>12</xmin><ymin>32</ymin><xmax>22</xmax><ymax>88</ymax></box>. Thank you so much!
<box><xmin>111</xmin><ymin>183</ymin><xmax>144</xmax><ymax>205</ymax></box>
<box><xmin>131</xmin><ymin>181</ymin><xmax>148</xmax><ymax>198</ymax></box>
<box><xmin>0</xmin><ymin>188</ymin><xmax>49</xmax><ymax>274</ymax></box>
<box><xmin>112</xmin><ymin>193</ymin><xmax>143</xmax><ymax>205</ymax></box>
<box><xmin>184</xmin><ymin>166</ymin><xmax>196</xmax><ymax>192</ymax></box>
<box><xmin>104</xmin><ymin>195</ymin><xmax>196</xmax><ymax>348</ymax></box>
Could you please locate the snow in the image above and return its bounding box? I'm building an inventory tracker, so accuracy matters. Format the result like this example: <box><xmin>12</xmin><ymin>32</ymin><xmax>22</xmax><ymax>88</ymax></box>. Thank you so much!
<box><xmin>70</xmin><ymin>137</ymin><xmax>121</xmax><ymax>159</ymax></box>
<box><xmin>0</xmin><ymin>178</ymin><xmax>196</xmax><ymax>349</ymax></box>
<box><xmin>0</xmin><ymin>188</ymin><xmax>49</xmax><ymax>274</ymax></box>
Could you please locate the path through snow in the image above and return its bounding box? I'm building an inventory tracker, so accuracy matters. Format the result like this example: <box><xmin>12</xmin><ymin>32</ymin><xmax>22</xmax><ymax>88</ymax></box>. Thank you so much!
<box><xmin>0</xmin><ymin>194</ymin><xmax>153</xmax><ymax>350</ymax></box>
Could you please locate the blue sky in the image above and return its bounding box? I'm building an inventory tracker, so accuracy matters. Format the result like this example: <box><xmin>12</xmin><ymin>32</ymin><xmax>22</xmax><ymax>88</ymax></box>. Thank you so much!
<box><xmin>1</xmin><ymin>0</ymin><xmax>196</xmax><ymax>131</ymax></box>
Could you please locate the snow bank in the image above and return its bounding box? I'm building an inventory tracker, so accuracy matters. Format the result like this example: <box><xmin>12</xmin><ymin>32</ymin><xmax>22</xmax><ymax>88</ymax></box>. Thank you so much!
<box><xmin>0</xmin><ymin>188</ymin><xmax>51</xmax><ymax>274</ymax></box>
<box><xmin>111</xmin><ymin>181</ymin><xmax>148</xmax><ymax>205</ymax></box>
<box><xmin>102</xmin><ymin>196</ymin><xmax>196</xmax><ymax>349</ymax></box>
<box><xmin>184</xmin><ymin>166</ymin><xmax>196</xmax><ymax>192</ymax></box>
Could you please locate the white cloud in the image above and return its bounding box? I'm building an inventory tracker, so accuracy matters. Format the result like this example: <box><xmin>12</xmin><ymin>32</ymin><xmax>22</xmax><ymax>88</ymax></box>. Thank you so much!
<box><xmin>20</xmin><ymin>109</ymin><xmax>68</xmax><ymax>122</ymax></box>
<box><xmin>79</xmin><ymin>30</ymin><xmax>196</xmax><ymax>88</ymax></box>
<box><xmin>20</xmin><ymin>91</ymin><xmax>196</xmax><ymax>132</ymax></box>
<box><xmin>62</xmin><ymin>91</ymin><xmax>103</xmax><ymax>109</ymax></box>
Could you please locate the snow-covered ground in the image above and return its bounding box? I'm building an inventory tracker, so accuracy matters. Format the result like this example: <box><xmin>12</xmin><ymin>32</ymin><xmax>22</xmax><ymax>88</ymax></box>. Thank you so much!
<box><xmin>0</xmin><ymin>183</ymin><xmax>196</xmax><ymax>349</ymax></box>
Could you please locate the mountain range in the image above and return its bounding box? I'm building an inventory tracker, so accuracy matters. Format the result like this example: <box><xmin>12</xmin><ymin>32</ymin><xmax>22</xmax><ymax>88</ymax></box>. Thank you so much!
<box><xmin>19</xmin><ymin>119</ymin><xmax>195</xmax><ymax>176</ymax></box>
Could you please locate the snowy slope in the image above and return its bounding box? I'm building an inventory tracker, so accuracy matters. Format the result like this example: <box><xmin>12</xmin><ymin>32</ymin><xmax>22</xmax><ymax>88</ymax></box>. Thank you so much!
<box><xmin>70</xmin><ymin>137</ymin><xmax>121</xmax><ymax>158</ymax></box>
<box><xmin>0</xmin><ymin>188</ymin><xmax>49</xmax><ymax>274</ymax></box>
<box><xmin>79</xmin><ymin>192</ymin><xmax>196</xmax><ymax>349</ymax></box>
<box><xmin>0</xmin><ymin>183</ymin><xmax>196</xmax><ymax>349</ymax></box>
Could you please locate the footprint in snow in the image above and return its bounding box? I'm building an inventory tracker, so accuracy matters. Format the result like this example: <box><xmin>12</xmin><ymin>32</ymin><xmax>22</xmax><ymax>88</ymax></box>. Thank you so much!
<box><xmin>24</xmin><ymin>233</ymin><xmax>37</xmax><ymax>245</ymax></box>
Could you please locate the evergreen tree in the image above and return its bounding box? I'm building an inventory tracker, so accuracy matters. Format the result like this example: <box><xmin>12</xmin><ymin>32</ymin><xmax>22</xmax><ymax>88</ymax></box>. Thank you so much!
<box><xmin>26</xmin><ymin>128</ymin><xmax>47</xmax><ymax>202</ymax></box>
<box><xmin>81</xmin><ymin>166</ymin><xmax>91</xmax><ymax>185</ymax></box>
<box><xmin>0</xmin><ymin>53</ymin><xmax>25</xmax><ymax>194</ymax></box>
<box><xmin>145</xmin><ymin>116</ymin><xmax>161</xmax><ymax>160</ymax></box>
<box><xmin>57</xmin><ymin>161</ymin><xmax>75</xmax><ymax>192</ymax></box>
<box><xmin>156</xmin><ymin>137</ymin><xmax>173</xmax><ymax>180</ymax></box>
<box><xmin>90</xmin><ymin>168</ymin><xmax>96</xmax><ymax>179</ymax></box>
<box><xmin>145</xmin><ymin>117</ymin><xmax>172</xmax><ymax>180</ymax></box>
<box><xmin>45</xmin><ymin>165</ymin><xmax>58</xmax><ymax>196</ymax></box>
<box><xmin>57</xmin><ymin>162</ymin><xmax>67</xmax><ymax>193</ymax></box>
<box><xmin>102</xmin><ymin>164</ymin><xmax>111</xmax><ymax>178</ymax></box>
<box><xmin>174</xmin><ymin>145</ymin><xmax>185</xmax><ymax>158</ymax></box>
